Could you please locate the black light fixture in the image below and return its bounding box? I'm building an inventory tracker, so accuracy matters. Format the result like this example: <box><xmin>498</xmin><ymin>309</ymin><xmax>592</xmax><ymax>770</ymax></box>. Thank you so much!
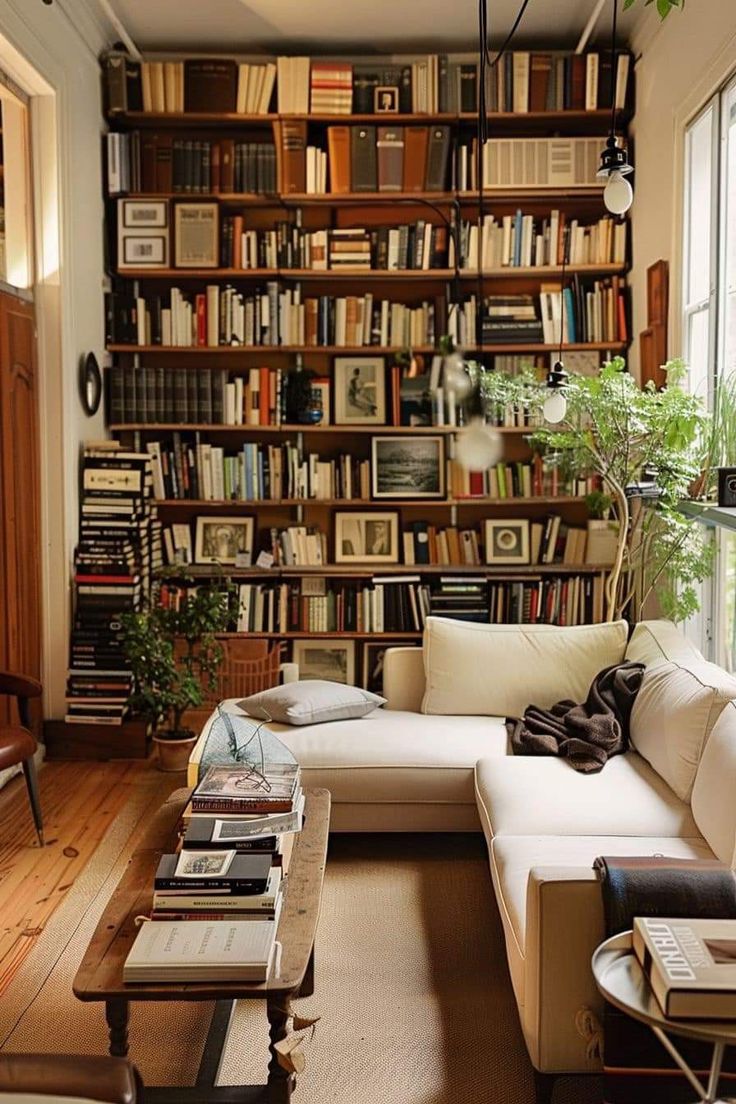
<box><xmin>597</xmin><ymin>0</ymin><xmax>633</xmax><ymax>215</ymax></box>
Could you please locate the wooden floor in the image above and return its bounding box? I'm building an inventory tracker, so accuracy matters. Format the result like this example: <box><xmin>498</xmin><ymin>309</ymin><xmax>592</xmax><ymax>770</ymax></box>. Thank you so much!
<box><xmin>0</xmin><ymin>757</ymin><xmax>180</xmax><ymax>996</ymax></box>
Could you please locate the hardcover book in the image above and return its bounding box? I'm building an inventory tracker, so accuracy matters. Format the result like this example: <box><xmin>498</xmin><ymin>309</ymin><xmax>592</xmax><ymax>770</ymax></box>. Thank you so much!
<box><xmin>633</xmin><ymin>916</ymin><xmax>736</xmax><ymax>1019</ymax></box>
<box><xmin>123</xmin><ymin>919</ymin><xmax>277</xmax><ymax>981</ymax></box>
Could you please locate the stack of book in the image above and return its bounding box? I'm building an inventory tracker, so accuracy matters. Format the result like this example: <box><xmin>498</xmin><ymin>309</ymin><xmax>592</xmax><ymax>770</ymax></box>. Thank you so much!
<box><xmin>429</xmin><ymin>576</ymin><xmax>490</xmax><ymax>622</ymax></box>
<box><xmin>310</xmin><ymin>62</ymin><xmax>353</xmax><ymax>114</ymax></box>
<box><xmin>328</xmin><ymin>228</ymin><xmax>372</xmax><ymax>270</ymax></box>
<box><xmin>66</xmin><ymin>445</ymin><xmax>161</xmax><ymax>726</ymax></box>
<box><xmin>481</xmin><ymin>296</ymin><xmax>545</xmax><ymax>345</ymax></box>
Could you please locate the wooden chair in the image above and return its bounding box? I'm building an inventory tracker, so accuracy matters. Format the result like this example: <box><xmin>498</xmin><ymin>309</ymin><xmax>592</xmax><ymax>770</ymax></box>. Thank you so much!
<box><xmin>0</xmin><ymin>670</ymin><xmax>44</xmax><ymax>845</ymax></box>
<box><xmin>180</xmin><ymin>640</ymin><xmax>286</xmax><ymax>732</ymax></box>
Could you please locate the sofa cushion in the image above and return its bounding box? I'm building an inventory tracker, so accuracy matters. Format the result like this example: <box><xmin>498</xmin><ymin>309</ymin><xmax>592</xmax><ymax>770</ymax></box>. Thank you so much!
<box><xmin>625</xmin><ymin>619</ymin><xmax>704</xmax><ymax>668</ymax></box>
<box><xmin>630</xmin><ymin>659</ymin><xmax>736</xmax><ymax>801</ymax></box>
<box><xmin>691</xmin><ymin>700</ymin><xmax>736</xmax><ymax>865</ymax></box>
<box><xmin>238</xmin><ymin>680</ymin><xmax>385</xmax><ymax>725</ymax></box>
<box><xmin>474</xmin><ymin>753</ymin><xmax>700</xmax><ymax>840</ymax></box>
<box><xmin>194</xmin><ymin>700</ymin><xmax>508</xmax><ymax>806</ymax></box>
<box><xmin>421</xmin><ymin>617</ymin><xmax>629</xmax><ymax>717</ymax></box>
<box><xmin>382</xmin><ymin>647</ymin><xmax>425</xmax><ymax>712</ymax></box>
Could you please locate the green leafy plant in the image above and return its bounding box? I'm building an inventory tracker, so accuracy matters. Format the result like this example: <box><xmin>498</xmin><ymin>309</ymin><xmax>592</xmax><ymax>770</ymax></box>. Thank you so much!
<box><xmin>623</xmin><ymin>0</ymin><xmax>684</xmax><ymax>17</ymax></box>
<box><xmin>120</xmin><ymin>574</ymin><xmax>237</xmax><ymax>738</ymax></box>
<box><xmin>585</xmin><ymin>490</ymin><xmax>614</xmax><ymax>519</ymax></box>
<box><xmin>531</xmin><ymin>357</ymin><xmax>712</xmax><ymax>623</ymax></box>
<box><xmin>694</xmin><ymin>371</ymin><xmax>736</xmax><ymax>500</ymax></box>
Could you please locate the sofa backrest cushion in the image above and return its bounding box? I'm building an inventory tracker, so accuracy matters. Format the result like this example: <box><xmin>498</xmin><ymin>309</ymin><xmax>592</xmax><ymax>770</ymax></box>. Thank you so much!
<box><xmin>691</xmin><ymin>700</ymin><xmax>736</xmax><ymax>866</ymax></box>
<box><xmin>382</xmin><ymin>647</ymin><xmax>425</xmax><ymax>712</ymax></box>
<box><xmin>630</xmin><ymin>659</ymin><xmax>736</xmax><ymax>801</ymax></box>
<box><xmin>421</xmin><ymin>617</ymin><xmax>629</xmax><ymax>717</ymax></box>
<box><xmin>625</xmin><ymin>619</ymin><xmax>704</xmax><ymax>668</ymax></box>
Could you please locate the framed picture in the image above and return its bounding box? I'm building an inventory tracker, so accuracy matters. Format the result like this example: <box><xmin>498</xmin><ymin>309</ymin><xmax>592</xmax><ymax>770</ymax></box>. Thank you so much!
<box><xmin>121</xmin><ymin>199</ymin><xmax>168</xmax><ymax>229</ymax></box>
<box><xmin>335</xmin><ymin>511</ymin><xmax>399</xmax><ymax>564</ymax></box>
<box><xmin>372</xmin><ymin>435</ymin><xmax>445</xmax><ymax>499</ymax></box>
<box><xmin>311</xmin><ymin>378</ymin><xmax>331</xmax><ymax>425</ymax></box>
<box><xmin>292</xmin><ymin>639</ymin><xmax>355</xmax><ymax>685</ymax></box>
<box><xmin>195</xmin><ymin>516</ymin><xmax>254</xmax><ymax>565</ymax></box>
<box><xmin>374</xmin><ymin>86</ymin><xmax>399</xmax><ymax>113</ymax></box>
<box><xmin>122</xmin><ymin>235</ymin><xmax>168</xmax><ymax>265</ymax></box>
<box><xmin>117</xmin><ymin>199</ymin><xmax>170</xmax><ymax>270</ymax></box>
<box><xmin>174</xmin><ymin>202</ymin><xmax>220</xmax><ymax>268</ymax></box>
<box><xmin>334</xmin><ymin>357</ymin><xmax>386</xmax><ymax>425</ymax></box>
<box><xmin>484</xmin><ymin>519</ymin><xmax>530</xmax><ymax>565</ymax></box>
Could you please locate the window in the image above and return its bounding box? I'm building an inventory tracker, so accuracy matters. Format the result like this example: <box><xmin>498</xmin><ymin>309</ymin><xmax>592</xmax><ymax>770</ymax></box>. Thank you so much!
<box><xmin>683</xmin><ymin>74</ymin><xmax>736</xmax><ymax>667</ymax></box>
<box><xmin>0</xmin><ymin>77</ymin><xmax>32</xmax><ymax>289</ymax></box>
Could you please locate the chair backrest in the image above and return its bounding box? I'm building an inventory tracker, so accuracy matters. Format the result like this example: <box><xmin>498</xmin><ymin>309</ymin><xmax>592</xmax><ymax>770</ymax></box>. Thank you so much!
<box><xmin>214</xmin><ymin>639</ymin><xmax>284</xmax><ymax>700</ymax></box>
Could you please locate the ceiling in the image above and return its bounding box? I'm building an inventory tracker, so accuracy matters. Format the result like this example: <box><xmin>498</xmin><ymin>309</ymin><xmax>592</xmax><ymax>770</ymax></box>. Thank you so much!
<box><xmin>102</xmin><ymin>0</ymin><xmax>642</xmax><ymax>55</ymax></box>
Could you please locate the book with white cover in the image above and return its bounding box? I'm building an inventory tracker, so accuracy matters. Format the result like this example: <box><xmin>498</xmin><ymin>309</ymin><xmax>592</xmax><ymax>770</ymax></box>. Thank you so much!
<box><xmin>124</xmin><ymin>919</ymin><xmax>277</xmax><ymax>982</ymax></box>
<box><xmin>633</xmin><ymin>916</ymin><xmax>736</xmax><ymax>1019</ymax></box>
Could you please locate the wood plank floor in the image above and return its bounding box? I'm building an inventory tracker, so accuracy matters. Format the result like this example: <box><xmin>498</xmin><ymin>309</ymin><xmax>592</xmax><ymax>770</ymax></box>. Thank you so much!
<box><xmin>0</xmin><ymin>757</ymin><xmax>181</xmax><ymax>995</ymax></box>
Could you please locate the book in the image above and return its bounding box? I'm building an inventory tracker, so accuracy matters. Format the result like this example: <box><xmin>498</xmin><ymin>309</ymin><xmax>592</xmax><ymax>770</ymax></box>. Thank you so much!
<box><xmin>184</xmin><ymin>59</ymin><xmax>237</xmax><ymax>112</ymax></box>
<box><xmin>153</xmin><ymin>866</ymin><xmax>282</xmax><ymax>912</ymax></box>
<box><xmin>633</xmin><ymin>916</ymin><xmax>736</xmax><ymax>1019</ymax></box>
<box><xmin>123</xmin><ymin>918</ymin><xmax>277</xmax><ymax>981</ymax></box>
<box><xmin>154</xmin><ymin>851</ymin><xmax>272</xmax><ymax>892</ymax></box>
<box><xmin>192</xmin><ymin>763</ymin><xmax>300</xmax><ymax>814</ymax></box>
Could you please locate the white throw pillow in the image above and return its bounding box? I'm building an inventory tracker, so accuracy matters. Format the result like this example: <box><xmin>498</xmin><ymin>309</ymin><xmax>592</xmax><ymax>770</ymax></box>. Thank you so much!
<box><xmin>630</xmin><ymin>659</ymin><xmax>736</xmax><ymax>801</ymax></box>
<box><xmin>238</xmin><ymin>681</ymin><xmax>385</xmax><ymax>725</ymax></box>
<box><xmin>625</xmin><ymin>619</ymin><xmax>704</xmax><ymax>668</ymax></box>
<box><xmin>690</xmin><ymin>701</ymin><xmax>736</xmax><ymax>865</ymax></box>
<box><xmin>421</xmin><ymin>617</ymin><xmax>629</xmax><ymax>717</ymax></box>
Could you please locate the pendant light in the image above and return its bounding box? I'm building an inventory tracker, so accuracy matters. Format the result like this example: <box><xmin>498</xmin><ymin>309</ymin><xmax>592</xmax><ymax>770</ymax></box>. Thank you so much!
<box><xmin>543</xmin><ymin>252</ymin><xmax>569</xmax><ymax>424</ymax></box>
<box><xmin>597</xmin><ymin>0</ymin><xmax>633</xmax><ymax>215</ymax></box>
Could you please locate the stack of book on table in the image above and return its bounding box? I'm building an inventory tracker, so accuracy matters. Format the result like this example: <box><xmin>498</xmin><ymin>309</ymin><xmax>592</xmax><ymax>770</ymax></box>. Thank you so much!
<box><xmin>633</xmin><ymin>916</ymin><xmax>736</xmax><ymax>1020</ymax></box>
<box><xmin>123</xmin><ymin>763</ymin><xmax>303</xmax><ymax>983</ymax></box>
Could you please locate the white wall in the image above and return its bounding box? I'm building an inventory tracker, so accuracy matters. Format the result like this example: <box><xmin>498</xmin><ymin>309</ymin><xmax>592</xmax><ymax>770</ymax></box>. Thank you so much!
<box><xmin>629</xmin><ymin>0</ymin><xmax>736</xmax><ymax>378</ymax></box>
<box><xmin>0</xmin><ymin>0</ymin><xmax>115</xmax><ymax>716</ymax></box>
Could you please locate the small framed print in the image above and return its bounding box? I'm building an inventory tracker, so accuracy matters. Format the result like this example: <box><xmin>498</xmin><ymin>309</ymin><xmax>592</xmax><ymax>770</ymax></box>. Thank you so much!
<box><xmin>372</xmin><ymin>435</ymin><xmax>445</xmax><ymax>499</ymax></box>
<box><xmin>334</xmin><ymin>357</ymin><xmax>386</xmax><ymax>425</ymax></box>
<box><xmin>174</xmin><ymin>202</ymin><xmax>220</xmax><ymax>268</ymax></box>
<box><xmin>174</xmin><ymin>849</ymin><xmax>235</xmax><ymax>878</ymax></box>
<box><xmin>335</xmin><ymin>511</ymin><xmax>399</xmax><ymax>564</ymax></box>
<box><xmin>484</xmin><ymin>519</ymin><xmax>530</xmax><ymax>565</ymax></box>
<box><xmin>122</xmin><ymin>235</ymin><xmax>167</xmax><ymax>265</ymax></box>
<box><xmin>374</xmin><ymin>86</ymin><xmax>399</xmax><ymax>113</ymax></box>
<box><xmin>121</xmin><ymin>199</ymin><xmax>168</xmax><ymax>229</ymax></box>
<box><xmin>292</xmin><ymin>639</ymin><xmax>355</xmax><ymax>685</ymax></box>
<box><xmin>361</xmin><ymin>641</ymin><xmax>417</xmax><ymax>694</ymax></box>
<box><xmin>311</xmin><ymin>378</ymin><xmax>331</xmax><ymax>425</ymax></box>
<box><xmin>195</xmin><ymin>516</ymin><xmax>254</xmax><ymax>566</ymax></box>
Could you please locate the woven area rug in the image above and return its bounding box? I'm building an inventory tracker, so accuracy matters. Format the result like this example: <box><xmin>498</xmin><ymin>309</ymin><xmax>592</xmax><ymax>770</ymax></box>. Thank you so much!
<box><xmin>0</xmin><ymin>792</ymin><xmax>598</xmax><ymax>1104</ymax></box>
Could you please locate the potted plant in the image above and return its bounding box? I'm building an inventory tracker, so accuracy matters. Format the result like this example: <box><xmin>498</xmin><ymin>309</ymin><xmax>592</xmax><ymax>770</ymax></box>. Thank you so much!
<box><xmin>120</xmin><ymin>576</ymin><xmax>236</xmax><ymax>771</ymax></box>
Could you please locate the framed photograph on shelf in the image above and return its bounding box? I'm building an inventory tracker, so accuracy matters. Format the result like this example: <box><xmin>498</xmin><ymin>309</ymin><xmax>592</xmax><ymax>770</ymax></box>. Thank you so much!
<box><xmin>174</xmin><ymin>202</ymin><xmax>220</xmax><ymax>268</ymax></box>
<box><xmin>372</xmin><ymin>435</ymin><xmax>445</xmax><ymax>499</ymax></box>
<box><xmin>374</xmin><ymin>86</ymin><xmax>399</xmax><ymax>113</ymax></box>
<box><xmin>194</xmin><ymin>516</ymin><xmax>254</xmax><ymax>566</ymax></box>
<box><xmin>335</xmin><ymin>511</ymin><xmax>400</xmax><ymax>564</ymax></box>
<box><xmin>484</xmin><ymin>519</ymin><xmax>530</xmax><ymax>565</ymax></box>
<box><xmin>292</xmin><ymin>639</ymin><xmax>356</xmax><ymax>685</ymax></box>
<box><xmin>311</xmin><ymin>377</ymin><xmax>331</xmax><ymax>425</ymax></box>
<box><xmin>120</xmin><ymin>198</ymin><xmax>168</xmax><ymax>229</ymax></box>
<box><xmin>117</xmin><ymin>199</ymin><xmax>170</xmax><ymax>269</ymax></box>
<box><xmin>334</xmin><ymin>357</ymin><xmax>386</xmax><ymax>425</ymax></box>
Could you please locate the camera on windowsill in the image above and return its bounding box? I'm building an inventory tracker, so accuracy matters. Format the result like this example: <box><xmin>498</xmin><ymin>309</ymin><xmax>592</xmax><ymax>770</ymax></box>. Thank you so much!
<box><xmin>718</xmin><ymin>467</ymin><xmax>736</xmax><ymax>507</ymax></box>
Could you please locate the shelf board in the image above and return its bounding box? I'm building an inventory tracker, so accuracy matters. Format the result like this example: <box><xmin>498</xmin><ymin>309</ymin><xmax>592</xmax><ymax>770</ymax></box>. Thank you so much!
<box><xmin>111</xmin><ymin>187</ymin><xmax>610</xmax><ymax>207</ymax></box>
<box><xmin>111</xmin><ymin>423</ymin><xmax>535</xmax><ymax>435</ymax></box>
<box><xmin>107</xmin><ymin>342</ymin><xmax>625</xmax><ymax>356</ymax></box>
<box><xmin>115</xmin><ymin>263</ymin><xmax>626</xmax><ymax>281</ymax></box>
<box><xmin>153</xmin><ymin>495</ymin><xmax>585</xmax><ymax>508</ymax></box>
<box><xmin>110</xmin><ymin>109</ymin><xmax>625</xmax><ymax>130</ymax></box>
<box><xmin>161</xmin><ymin>563</ymin><xmax>609</xmax><ymax>579</ymax></box>
<box><xmin>215</xmin><ymin>631</ymin><xmax>423</xmax><ymax>639</ymax></box>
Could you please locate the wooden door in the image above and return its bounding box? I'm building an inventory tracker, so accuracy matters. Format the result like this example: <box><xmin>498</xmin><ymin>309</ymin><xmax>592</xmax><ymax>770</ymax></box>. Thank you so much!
<box><xmin>0</xmin><ymin>290</ymin><xmax>42</xmax><ymax>729</ymax></box>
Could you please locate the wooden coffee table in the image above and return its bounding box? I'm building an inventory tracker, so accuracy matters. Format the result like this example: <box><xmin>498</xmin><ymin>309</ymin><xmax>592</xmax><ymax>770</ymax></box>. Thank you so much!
<box><xmin>73</xmin><ymin>786</ymin><xmax>330</xmax><ymax>1104</ymax></box>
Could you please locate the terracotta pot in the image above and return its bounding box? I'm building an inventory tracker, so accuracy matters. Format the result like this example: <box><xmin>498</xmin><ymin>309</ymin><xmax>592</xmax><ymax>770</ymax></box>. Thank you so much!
<box><xmin>153</xmin><ymin>731</ymin><xmax>196</xmax><ymax>772</ymax></box>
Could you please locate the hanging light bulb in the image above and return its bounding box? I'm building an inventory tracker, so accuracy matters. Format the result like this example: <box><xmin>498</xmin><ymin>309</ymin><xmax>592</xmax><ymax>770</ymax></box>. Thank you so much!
<box><xmin>543</xmin><ymin>361</ymin><xmax>568</xmax><ymax>424</ymax></box>
<box><xmin>603</xmin><ymin>169</ymin><xmax>634</xmax><ymax>216</ymax></box>
<box><xmin>443</xmin><ymin>348</ymin><xmax>474</xmax><ymax>400</ymax></box>
<box><xmin>455</xmin><ymin>417</ymin><xmax>502</xmax><ymax>471</ymax></box>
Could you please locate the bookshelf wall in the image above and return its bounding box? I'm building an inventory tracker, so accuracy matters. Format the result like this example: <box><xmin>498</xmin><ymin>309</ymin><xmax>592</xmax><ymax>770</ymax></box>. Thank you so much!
<box><xmin>101</xmin><ymin>47</ymin><xmax>632</xmax><ymax>691</ymax></box>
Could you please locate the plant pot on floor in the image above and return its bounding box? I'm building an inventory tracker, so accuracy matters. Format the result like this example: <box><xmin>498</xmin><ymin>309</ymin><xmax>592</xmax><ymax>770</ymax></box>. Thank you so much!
<box><xmin>153</xmin><ymin>731</ymin><xmax>197</xmax><ymax>772</ymax></box>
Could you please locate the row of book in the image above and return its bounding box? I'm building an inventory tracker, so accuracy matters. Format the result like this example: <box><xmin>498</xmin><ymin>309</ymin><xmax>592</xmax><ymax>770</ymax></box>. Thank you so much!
<box><xmin>104</xmin><ymin>51</ymin><xmax>632</xmax><ymax>118</ymax></box>
<box><xmin>454</xmin><ymin>212</ymin><xmax>627</xmax><ymax>271</ymax></box>
<box><xmin>105</xmin><ymin>285</ymin><xmax>445</xmax><ymax>349</ymax></box>
<box><xmin>124</xmin><ymin>763</ymin><xmax>304</xmax><ymax>984</ymax></box>
<box><xmin>107</xmin><ymin>133</ymin><xmax>277</xmax><ymax>196</ymax></box>
<box><xmin>66</xmin><ymin>445</ymin><xmax>162</xmax><ymax>726</ymax></box>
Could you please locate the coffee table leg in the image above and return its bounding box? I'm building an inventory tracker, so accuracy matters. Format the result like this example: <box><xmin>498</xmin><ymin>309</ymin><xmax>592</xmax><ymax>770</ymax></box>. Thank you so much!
<box><xmin>105</xmin><ymin>999</ymin><xmax>129</xmax><ymax>1057</ymax></box>
<box><xmin>298</xmin><ymin>946</ymin><xmax>315</xmax><ymax>998</ymax></box>
<box><xmin>267</xmin><ymin>995</ymin><xmax>295</xmax><ymax>1103</ymax></box>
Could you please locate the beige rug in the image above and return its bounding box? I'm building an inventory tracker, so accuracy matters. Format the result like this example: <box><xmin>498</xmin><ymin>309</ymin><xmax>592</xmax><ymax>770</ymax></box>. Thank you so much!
<box><xmin>0</xmin><ymin>795</ymin><xmax>598</xmax><ymax>1103</ymax></box>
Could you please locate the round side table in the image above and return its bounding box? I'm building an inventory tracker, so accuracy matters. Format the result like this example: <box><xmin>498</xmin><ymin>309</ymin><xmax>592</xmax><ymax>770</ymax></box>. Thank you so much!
<box><xmin>592</xmin><ymin>931</ymin><xmax>736</xmax><ymax>1104</ymax></box>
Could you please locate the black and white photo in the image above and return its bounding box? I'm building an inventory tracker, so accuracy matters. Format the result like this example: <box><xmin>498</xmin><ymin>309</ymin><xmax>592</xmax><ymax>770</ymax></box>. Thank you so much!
<box><xmin>334</xmin><ymin>357</ymin><xmax>386</xmax><ymax>425</ymax></box>
<box><xmin>372</xmin><ymin>435</ymin><xmax>445</xmax><ymax>498</ymax></box>
<box><xmin>335</xmin><ymin>511</ymin><xmax>399</xmax><ymax>564</ymax></box>
<box><xmin>292</xmin><ymin>640</ymin><xmax>356</xmax><ymax>685</ymax></box>
<box><xmin>195</xmin><ymin>516</ymin><xmax>254</xmax><ymax>565</ymax></box>
<box><xmin>174</xmin><ymin>849</ymin><xmax>235</xmax><ymax>878</ymax></box>
<box><xmin>484</xmin><ymin>519</ymin><xmax>530</xmax><ymax>565</ymax></box>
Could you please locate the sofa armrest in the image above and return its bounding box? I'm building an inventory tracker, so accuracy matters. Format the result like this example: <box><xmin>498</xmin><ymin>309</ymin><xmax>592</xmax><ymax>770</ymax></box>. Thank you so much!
<box><xmin>382</xmin><ymin>647</ymin><xmax>425</xmax><ymax>712</ymax></box>
<box><xmin>523</xmin><ymin>866</ymin><xmax>605</xmax><ymax>1074</ymax></box>
<box><xmin>0</xmin><ymin>1054</ymin><xmax>141</xmax><ymax>1103</ymax></box>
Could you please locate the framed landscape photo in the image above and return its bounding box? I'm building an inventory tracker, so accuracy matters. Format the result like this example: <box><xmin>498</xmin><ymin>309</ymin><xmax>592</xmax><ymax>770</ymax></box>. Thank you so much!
<box><xmin>292</xmin><ymin>639</ymin><xmax>355</xmax><ymax>685</ymax></box>
<box><xmin>484</xmin><ymin>519</ymin><xmax>530</xmax><ymax>565</ymax></box>
<box><xmin>335</xmin><ymin>511</ymin><xmax>399</xmax><ymax>564</ymax></box>
<box><xmin>195</xmin><ymin>516</ymin><xmax>254</xmax><ymax>566</ymax></box>
<box><xmin>372</xmin><ymin>435</ymin><xmax>445</xmax><ymax>499</ymax></box>
<box><xmin>174</xmin><ymin>202</ymin><xmax>220</xmax><ymax>268</ymax></box>
<box><xmin>334</xmin><ymin>357</ymin><xmax>386</xmax><ymax>425</ymax></box>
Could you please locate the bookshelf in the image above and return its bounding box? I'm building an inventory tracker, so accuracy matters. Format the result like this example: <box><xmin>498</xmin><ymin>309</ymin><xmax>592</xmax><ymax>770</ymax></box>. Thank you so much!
<box><xmin>100</xmin><ymin>46</ymin><xmax>633</xmax><ymax>694</ymax></box>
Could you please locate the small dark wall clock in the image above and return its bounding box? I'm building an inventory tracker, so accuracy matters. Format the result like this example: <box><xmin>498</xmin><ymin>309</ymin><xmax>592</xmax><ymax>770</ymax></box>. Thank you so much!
<box><xmin>80</xmin><ymin>352</ymin><xmax>103</xmax><ymax>416</ymax></box>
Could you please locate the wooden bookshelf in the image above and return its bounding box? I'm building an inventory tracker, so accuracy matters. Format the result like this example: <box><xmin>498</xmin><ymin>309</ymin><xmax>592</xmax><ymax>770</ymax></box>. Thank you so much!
<box><xmin>153</xmin><ymin>495</ymin><xmax>586</xmax><ymax>508</ymax></box>
<box><xmin>162</xmin><ymin>563</ymin><xmax>609</xmax><ymax>579</ymax></box>
<box><xmin>116</xmin><ymin>264</ymin><xmax>625</xmax><ymax>281</ymax></box>
<box><xmin>109</xmin><ymin>422</ymin><xmax>536</xmax><ymax>434</ymax></box>
<box><xmin>108</xmin><ymin>343</ymin><xmax>626</xmax><ymax>358</ymax></box>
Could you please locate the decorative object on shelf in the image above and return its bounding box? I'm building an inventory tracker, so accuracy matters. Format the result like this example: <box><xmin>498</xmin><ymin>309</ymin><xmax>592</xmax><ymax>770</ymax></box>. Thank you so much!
<box><xmin>334</xmin><ymin>356</ymin><xmax>386</xmax><ymax>425</ymax></box>
<box><xmin>119</xmin><ymin>574</ymin><xmax>237</xmax><ymax>770</ymax></box>
<box><xmin>291</xmin><ymin>639</ymin><xmax>356</xmax><ymax>685</ymax></box>
<box><xmin>117</xmin><ymin>198</ymin><xmax>169</xmax><ymax>269</ymax></box>
<box><xmin>532</xmin><ymin>357</ymin><xmax>713</xmax><ymax>623</ymax></box>
<box><xmin>371</xmin><ymin>435</ymin><xmax>446</xmax><ymax>499</ymax></box>
<box><xmin>173</xmin><ymin>202</ymin><xmax>219</xmax><ymax>268</ymax></box>
<box><xmin>334</xmin><ymin>511</ymin><xmax>400</xmax><ymax>564</ymax></box>
<box><xmin>194</xmin><ymin>516</ymin><xmax>254</xmax><ymax>566</ymax></box>
<box><xmin>717</xmin><ymin>468</ymin><xmax>736</xmax><ymax>508</ymax></box>
<box><xmin>79</xmin><ymin>352</ymin><xmax>102</xmax><ymax>416</ymax></box>
<box><xmin>484</xmin><ymin>518</ymin><xmax>531</xmax><ymax>565</ymax></box>
<box><xmin>597</xmin><ymin>0</ymin><xmax>633</xmax><ymax>215</ymax></box>
<box><xmin>374</xmin><ymin>86</ymin><xmax>399</xmax><ymax>113</ymax></box>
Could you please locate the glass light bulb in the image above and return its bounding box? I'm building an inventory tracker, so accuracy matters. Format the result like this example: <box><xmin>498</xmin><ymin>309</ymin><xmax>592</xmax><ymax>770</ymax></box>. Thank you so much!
<box><xmin>455</xmin><ymin>418</ymin><xmax>502</xmax><ymax>471</ymax></box>
<box><xmin>543</xmin><ymin>390</ymin><xmax>567</xmax><ymax>424</ymax></box>
<box><xmin>443</xmin><ymin>351</ymin><xmax>473</xmax><ymax>399</ymax></box>
<box><xmin>603</xmin><ymin>170</ymin><xmax>633</xmax><ymax>215</ymax></box>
